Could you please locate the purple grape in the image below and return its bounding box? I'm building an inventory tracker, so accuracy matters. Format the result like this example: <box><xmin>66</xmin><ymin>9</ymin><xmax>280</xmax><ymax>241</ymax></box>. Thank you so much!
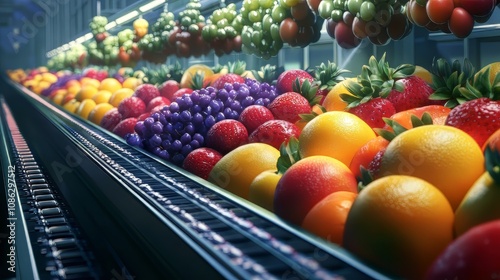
<box><xmin>161</xmin><ymin>140</ymin><xmax>171</xmax><ymax>149</ymax></box>
<box><xmin>171</xmin><ymin>140</ymin><xmax>182</xmax><ymax>151</ymax></box>
<box><xmin>170</xmin><ymin>102</ymin><xmax>180</xmax><ymax>112</ymax></box>
<box><xmin>126</xmin><ymin>133</ymin><xmax>141</xmax><ymax>146</ymax></box>
<box><xmin>190</xmin><ymin>139</ymin><xmax>200</xmax><ymax>149</ymax></box>
<box><xmin>180</xmin><ymin>110</ymin><xmax>192</xmax><ymax>122</ymax></box>
<box><xmin>192</xmin><ymin>113</ymin><xmax>203</xmax><ymax>125</ymax></box>
<box><xmin>216</xmin><ymin>112</ymin><xmax>225</xmax><ymax>122</ymax></box>
<box><xmin>149</xmin><ymin>135</ymin><xmax>162</xmax><ymax>147</ymax></box>
<box><xmin>181</xmin><ymin>144</ymin><xmax>192</xmax><ymax>157</ymax></box>
<box><xmin>158</xmin><ymin>150</ymin><xmax>169</xmax><ymax>160</ymax></box>
<box><xmin>185</xmin><ymin>123</ymin><xmax>195</xmax><ymax>135</ymax></box>
<box><xmin>180</xmin><ymin>133</ymin><xmax>192</xmax><ymax>145</ymax></box>
<box><xmin>144</xmin><ymin>117</ymin><xmax>154</xmax><ymax>129</ymax></box>
<box><xmin>193</xmin><ymin>133</ymin><xmax>204</xmax><ymax>144</ymax></box>
<box><xmin>151</xmin><ymin>122</ymin><xmax>163</xmax><ymax>134</ymax></box>
<box><xmin>171</xmin><ymin>153</ymin><xmax>185</xmax><ymax>166</ymax></box>
<box><xmin>204</xmin><ymin>115</ymin><xmax>216</xmax><ymax>128</ymax></box>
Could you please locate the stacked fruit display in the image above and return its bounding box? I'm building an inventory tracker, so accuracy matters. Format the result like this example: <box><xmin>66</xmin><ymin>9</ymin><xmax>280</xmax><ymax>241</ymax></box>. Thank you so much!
<box><xmin>139</xmin><ymin>10</ymin><xmax>177</xmax><ymax>63</ymax></box>
<box><xmin>201</xmin><ymin>3</ymin><xmax>243</xmax><ymax>56</ymax></box>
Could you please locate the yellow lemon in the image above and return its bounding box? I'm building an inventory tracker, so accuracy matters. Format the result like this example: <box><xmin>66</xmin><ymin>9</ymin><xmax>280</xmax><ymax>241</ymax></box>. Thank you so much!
<box><xmin>76</xmin><ymin>99</ymin><xmax>97</xmax><ymax>119</ymax></box>
<box><xmin>99</xmin><ymin>78</ymin><xmax>122</xmax><ymax>93</ymax></box>
<box><xmin>92</xmin><ymin>90</ymin><xmax>112</xmax><ymax>104</ymax></box>
<box><xmin>88</xmin><ymin>103</ymin><xmax>114</xmax><ymax>125</ymax></box>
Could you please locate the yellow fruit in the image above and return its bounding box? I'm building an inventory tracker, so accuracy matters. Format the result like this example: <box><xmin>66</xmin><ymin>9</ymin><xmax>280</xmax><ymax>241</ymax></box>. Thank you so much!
<box><xmin>52</xmin><ymin>92</ymin><xmax>66</xmax><ymax>105</ymax></box>
<box><xmin>180</xmin><ymin>64</ymin><xmax>214</xmax><ymax>89</ymax></box>
<box><xmin>76</xmin><ymin>99</ymin><xmax>97</xmax><ymax>119</ymax></box>
<box><xmin>75</xmin><ymin>85</ymin><xmax>98</xmax><ymax>102</ymax></box>
<box><xmin>322</xmin><ymin>77</ymin><xmax>356</xmax><ymax>111</ymax></box>
<box><xmin>344</xmin><ymin>175</ymin><xmax>454</xmax><ymax>280</ymax></box>
<box><xmin>208</xmin><ymin>143</ymin><xmax>280</xmax><ymax>200</ymax></box>
<box><xmin>99</xmin><ymin>78</ymin><xmax>122</xmax><ymax>93</ymax></box>
<box><xmin>475</xmin><ymin>61</ymin><xmax>500</xmax><ymax>85</ymax></box>
<box><xmin>41</xmin><ymin>72</ymin><xmax>58</xmax><ymax>83</ymax></box>
<box><xmin>92</xmin><ymin>90</ymin><xmax>112</xmax><ymax>104</ymax></box>
<box><xmin>80</xmin><ymin>77</ymin><xmax>100</xmax><ymax>88</ymax></box>
<box><xmin>413</xmin><ymin>65</ymin><xmax>433</xmax><ymax>85</ymax></box>
<box><xmin>67</xmin><ymin>84</ymin><xmax>82</xmax><ymax>96</ymax></box>
<box><xmin>109</xmin><ymin>88</ymin><xmax>134</xmax><ymax>107</ymax></box>
<box><xmin>378</xmin><ymin>125</ymin><xmax>485</xmax><ymax>210</ymax></box>
<box><xmin>299</xmin><ymin>111</ymin><xmax>376</xmax><ymax>166</ymax></box>
<box><xmin>122</xmin><ymin>77</ymin><xmax>142</xmax><ymax>90</ymax></box>
<box><xmin>248</xmin><ymin>170</ymin><xmax>282</xmax><ymax>212</ymax></box>
<box><xmin>63</xmin><ymin>99</ymin><xmax>81</xmax><ymax>114</ymax></box>
<box><xmin>88</xmin><ymin>103</ymin><xmax>114</xmax><ymax>125</ymax></box>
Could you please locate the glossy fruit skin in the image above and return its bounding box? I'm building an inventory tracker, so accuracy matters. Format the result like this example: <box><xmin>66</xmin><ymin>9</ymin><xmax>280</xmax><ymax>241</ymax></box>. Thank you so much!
<box><xmin>483</xmin><ymin>128</ymin><xmax>500</xmax><ymax>152</ymax></box>
<box><xmin>299</xmin><ymin>111</ymin><xmax>377</xmax><ymax>166</ymax></box>
<box><xmin>348</xmin><ymin>97</ymin><xmax>396</xmax><ymax>129</ymax></box>
<box><xmin>182</xmin><ymin>147</ymin><xmax>223</xmax><ymax>180</ymax></box>
<box><xmin>454</xmin><ymin>0</ymin><xmax>496</xmax><ymax>16</ymax></box>
<box><xmin>208</xmin><ymin>143</ymin><xmax>280</xmax><ymax>199</ymax></box>
<box><xmin>448</xmin><ymin>7</ymin><xmax>474</xmax><ymax>38</ymax></box>
<box><xmin>133</xmin><ymin>84</ymin><xmax>160</xmax><ymax>105</ymax></box>
<box><xmin>118</xmin><ymin>96</ymin><xmax>146</xmax><ymax>119</ymax></box>
<box><xmin>248</xmin><ymin>120</ymin><xmax>301</xmax><ymax>149</ymax></box>
<box><xmin>238</xmin><ymin>105</ymin><xmax>275</xmax><ymax>134</ymax></box>
<box><xmin>248</xmin><ymin>170</ymin><xmax>282</xmax><ymax>212</ymax></box>
<box><xmin>382</xmin><ymin>105</ymin><xmax>451</xmax><ymax>131</ymax></box>
<box><xmin>100</xmin><ymin>108</ymin><xmax>122</xmax><ymax>131</ymax></box>
<box><xmin>268</xmin><ymin>92</ymin><xmax>311</xmax><ymax>123</ymax></box>
<box><xmin>454</xmin><ymin>171</ymin><xmax>500</xmax><ymax>237</ymax></box>
<box><xmin>112</xmin><ymin>117</ymin><xmax>138</xmax><ymax>138</ymax></box>
<box><xmin>146</xmin><ymin>96</ymin><xmax>170</xmax><ymax>112</ymax></box>
<box><xmin>426</xmin><ymin>0</ymin><xmax>455</xmax><ymax>24</ymax></box>
<box><xmin>386</xmin><ymin>76</ymin><xmax>438</xmax><ymax>112</ymax></box>
<box><xmin>445</xmin><ymin>98</ymin><xmax>500</xmax><ymax>147</ymax></box>
<box><xmin>159</xmin><ymin>80</ymin><xmax>180</xmax><ymax>101</ymax></box>
<box><xmin>349</xmin><ymin>136</ymin><xmax>390</xmax><ymax>180</ymax></box>
<box><xmin>378</xmin><ymin>125</ymin><xmax>485</xmax><ymax>210</ymax></box>
<box><xmin>334</xmin><ymin>21</ymin><xmax>361</xmax><ymax>49</ymax></box>
<box><xmin>343</xmin><ymin>175</ymin><xmax>454</xmax><ymax>280</ymax></box>
<box><xmin>279</xmin><ymin>18</ymin><xmax>299</xmax><ymax>44</ymax></box>
<box><xmin>301</xmin><ymin>191</ymin><xmax>358</xmax><ymax>245</ymax></box>
<box><xmin>211</xmin><ymin>74</ymin><xmax>245</xmax><ymax>90</ymax></box>
<box><xmin>205</xmin><ymin>119</ymin><xmax>248</xmax><ymax>155</ymax></box>
<box><xmin>275</xmin><ymin>69</ymin><xmax>314</xmax><ymax>94</ymax></box>
<box><xmin>274</xmin><ymin>155</ymin><xmax>358</xmax><ymax>226</ymax></box>
<box><xmin>426</xmin><ymin>220</ymin><xmax>500</xmax><ymax>280</ymax></box>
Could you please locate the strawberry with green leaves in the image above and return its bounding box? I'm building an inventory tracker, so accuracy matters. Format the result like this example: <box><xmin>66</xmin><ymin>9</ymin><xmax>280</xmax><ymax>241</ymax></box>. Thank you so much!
<box><xmin>430</xmin><ymin>58</ymin><xmax>500</xmax><ymax>147</ymax></box>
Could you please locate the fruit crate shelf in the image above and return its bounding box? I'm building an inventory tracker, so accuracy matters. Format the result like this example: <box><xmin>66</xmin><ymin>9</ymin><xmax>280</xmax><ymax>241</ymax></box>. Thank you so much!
<box><xmin>0</xmin><ymin>77</ymin><xmax>393</xmax><ymax>279</ymax></box>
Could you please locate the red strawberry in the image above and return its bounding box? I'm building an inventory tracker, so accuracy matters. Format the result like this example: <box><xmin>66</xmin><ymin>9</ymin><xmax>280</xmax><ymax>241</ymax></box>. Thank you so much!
<box><xmin>118</xmin><ymin>96</ymin><xmax>146</xmax><ymax>118</ymax></box>
<box><xmin>133</xmin><ymin>84</ymin><xmax>160</xmax><ymax>105</ymax></box>
<box><xmin>112</xmin><ymin>117</ymin><xmax>138</xmax><ymax>138</ymax></box>
<box><xmin>170</xmin><ymin>88</ymin><xmax>194</xmax><ymax>101</ymax></box>
<box><xmin>146</xmin><ymin>96</ymin><xmax>171</xmax><ymax>112</ymax></box>
<box><xmin>100</xmin><ymin>108</ymin><xmax>122</xmax><ymax>131</ymax></box>
<box><xmin>159</xmin><ymin>80</ymin><xmax>180</xmax><ymax>101</ymax></box>
<box><xmin>348</xmin><ymin>97</ymin><xmax>396</xmax><ymax>129</ymax></box>
<box><xmin>248</xmin><ymin>120</ymin><xmax>301</xmax><ymax>149</ymax></box>
<box><xmin>268</xmin><ymin>92</ymin><xmax>311</xmax><ymax>123</ymax></box>
<box><xmin>276</xmin><ymin>69</ymin><xmax>314</xmax><ymax>94</ymax></box>
<box><xmin>137</xmin><ymin>112</ymin><xmax>150</xmax><ymax>121</ymax></box>
<box><xmin>238</xmin><ymin>105</ymin><xmax>275</xmax><ymax>134</ymax></box>
<box><xmin>211</xmin><ymin>73</ymin><xmax>245</xmax><ymax>90</ymax></box>
<box><xmin>445</xmin><ymin>97</ymin><xmax>500</xmax><ymax>147</ymax></box>
<box><xmin>387</xmin><ymin>75</ymin><xmax>440</xmax><ymax>112</ymax></box>
<box><xmin>206</xmin><ymin>120</ymin><xmax>248</xmax><ymax>154</ymax></box>
<box><xmin>182</xmin><ymin>147</ymin><xmax>223</xmax><ymax>180</ymax></box>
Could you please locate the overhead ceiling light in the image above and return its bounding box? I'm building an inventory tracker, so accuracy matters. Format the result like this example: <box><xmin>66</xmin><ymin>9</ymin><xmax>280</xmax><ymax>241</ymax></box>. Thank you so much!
<box><xmin>139</xmin><ymin>0</ymin><xmax>165</xmax><ymax>12</ymax></box>
<box><xmin>105</xmin><ymin>21</ymin><xmax>117</xmax><ymax>30</ymax></box>
<box><xmin>115</xmin><ymin>10</ymin><xmax>139</xmax><ymax>24</ymax></box>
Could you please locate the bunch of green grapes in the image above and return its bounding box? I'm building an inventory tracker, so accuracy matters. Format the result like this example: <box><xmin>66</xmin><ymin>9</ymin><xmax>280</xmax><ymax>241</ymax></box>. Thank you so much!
<box><xmin>178</xmin><ymin>0</ymin><xmax>205</xmax><ymax>34</ymax></box>
<box><xmin>202</xmin><ymin>3</ymin><xmax>243</xmax><ymax>56</ymax></box>
<box><xmin>240</xmin><ymin>0</ymin><xmax>285</xmax><ymax>59</ymax></box>
<box><xmin>89</xmin><ymin>16</ymin><xmax>108</xmax><ymax>35</ymax></box>
<box><xmin>139</xmin><ymin>11</ymin><xmax>176</xmax><ymax>54</ymax></box>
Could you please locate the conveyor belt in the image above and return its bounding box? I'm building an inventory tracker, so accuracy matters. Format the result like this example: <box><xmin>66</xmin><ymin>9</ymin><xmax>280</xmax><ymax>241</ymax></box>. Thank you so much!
<box><xmin>0</xmin><ymin>97</ymin><xmax>100</xmax><ymax>279</ymax></box>
<box><xmin>4</xmin><ymin>80</ymin><xmax>393</xmax><ymax>280</ymax></box>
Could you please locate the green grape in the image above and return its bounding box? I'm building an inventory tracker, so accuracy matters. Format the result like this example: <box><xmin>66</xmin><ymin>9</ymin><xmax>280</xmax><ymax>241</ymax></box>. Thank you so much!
<box><xmin>259</xmin><ymin>0</ymin><xmax>274</xmax><ymax>9</ymax></box>
<box><xmin>279</xmin><ymin>0</ymin><xmax>290</xmax><ymax>8</ymax></box>
<box><xmin>240</xmin><ymin>7</ymin><xmax>250</xmax><ymax>19</ymax></box>
<box><xmin>216</xmin><ymin>18</ymin><xmax>229</xmax><ymax>28</ymax></box>
<box><xmin>262</xmin><ymin>14</ymin><xmax>273</xmax><ymax>32</ymax></box>
<box><xmin>233</xmin><ymin>15</ymin><xmax>244</xmax><ymax>32</ymax></box>
<box><xmin>252</xmin><ymin>22</ymin><xmax>262</xmax><ymax>32</ymax></box>
<box><xmin>360</xmin><ymin>1</ymin><xmax>376</xmax><ymax>21</ymax></box>
<box><xmin>318</xmin><ymin>0</ymin><xmax>334</xmax><ymax>19</ymax></box>
<box><xmin>212</xmin><ymin>10</ymin><xmax>224</xmax><ymax>22</ymax></box>
<box><xmin>271</xmin><ymin>5</ymin><xmax>288</xmax><ymax>22</ymax></box>
<box><xmin>188</xmin><ymin>24</ymin><xmax>199</xmax><ymax>34</ymax></box>
<box><xmin>201</xmin><ymin>26</ymin><xmax>212</xmax><ymax>40</ymax></box>
<box><xmin>331</xmin><ymin>9</ymin><xmax>343</xmax><ymax>22</ymax></box>
<box><xmin>347</xmin><ymin>0</ymin><xmax>363</xmax><ymax>14</ymax></box>
<box><xmin>248</xmin><ymin>10</ymin><xmax>263</xmax><ymax>23</ymax></box>
<box><xmin>224</xmin><ymin>26</ymin><xmax>237</xmax><ymax>38</ymax></box>
<box><xmin>244</xmin><ymin>0</ymin><xmax>260</xmax><ymax>10</ymax></box>
<box><xmin>270</xmin><ymin>23</ymin><xmax>281</xmax><ymax>41</ymax></box>
<box><xmin>252</xmin><ymin>31</ymin><xmax>263</xmax><ymax>47</ymax></box>
<box><xmin>217</xmin><ymin>28</ymin><xmax>227</xmax><ymax>39</ymax></box>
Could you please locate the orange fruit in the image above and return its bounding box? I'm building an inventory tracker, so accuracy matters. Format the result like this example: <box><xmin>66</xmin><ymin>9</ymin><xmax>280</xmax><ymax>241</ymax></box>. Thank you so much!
<box><xmin>343</xmin><ymin>175</ymin><xmax>454</xmax><ymax>280</ymax></box>
<box><xmin>122</xmin><ymin>77</ymin><xmax>142</xmax><ymax>90</ymax></box>
<box><xmin>377</xmin><ymin>125</ymin><xmax>485</xmax><ymax>210</ymax></box>
<box><xmin>382</xmin><ymin>105</ymin><xmax>451</xmax><ymax>131</ymax></box>
<box><xmin>348</xmin><ymin>136</ymin><xmax>389</xmax><ymax>179</ymax></box>
<box><xmin>80</xmin><ymin>77</ymin><xmax>100</xmax><ymax>88</ymax></box>
<box><xmin>299</xmin><ymin>111</ymin><xmax>376</xmax><ymax>166</ymax></box>
<box><xmin>88</xmin><ymin>103</ymin><xmax>114</xmax><ymax>125</ymax></box>
<box><xmin>52</xmin><ymin>92</ymin><xmax>67</xmax><ymax>106</ymax></box>
<box><xmin>321</xmin><ymin>77</ymin><xmax>356</xmax><ymax>111</ymax></box>
<box><xmin>92</xmin><ymin>90</ymin><xmax>112</xmax><ymax>104</ymax></box>
<box><xmin>301</xmin><ymin>191</ymin><xmax>357</xmax><ymax>245</ymax></box>
<box><xmin>482</xmin><ymin>128</ymin><xmax>500</xmax><ymax>152</ymax></box>
<box><xmin>99</xmin><ymin>78</ymin><xmax>122</xmax><ymax>93</ymax></box>
<box><xmin>248</xmin><ymin>170</ymin><xmax>282</xmax><ymax>212</ymax></box>
<box><xmin>475</xmin><ymin>61</ymin><xmax>500</xmax><ymax>85</ymax></box>
<box><xmin>273</xmin><ymin>155</ymin><xmax>358</xmax><ymax>225</ymax></box>
<box><xmin>180</xmin><ymin>64</ymin><xmax>214</xmax><ymax>89</ymax></box>
<box><xmin>76</xmin><ymin>99</ymin><xmax>97</xmax><ymax>119</ymax></box>
<box><xmin>109</xmin><ymin>88</ymin><xmax>134</xmax><ymax>107</ymax></box>
<box><xmin>413</xmin><ymin>65</ymin><xmax>433</xmax><ymax>85</ymax></box>
<box><xmin>75</xmin><ymin>85</ymin><xmax>98</xmax><ymax>101</ymax></box>
<box><xmin>208</xmin><ymin>143</ymin><xmax>280</xmax><ymax>200</ymax></box>
<box><xmin>62</xmin><ymin>99</ymin><xmax>81</xmax><ymax>114</ymax></box>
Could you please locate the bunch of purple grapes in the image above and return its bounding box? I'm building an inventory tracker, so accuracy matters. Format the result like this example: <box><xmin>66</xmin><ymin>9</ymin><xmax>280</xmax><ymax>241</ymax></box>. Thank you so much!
<box><xmin>126</xmin><ymin>78</ymin><xmax>278</xmax><ymax>166</ymax></box>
